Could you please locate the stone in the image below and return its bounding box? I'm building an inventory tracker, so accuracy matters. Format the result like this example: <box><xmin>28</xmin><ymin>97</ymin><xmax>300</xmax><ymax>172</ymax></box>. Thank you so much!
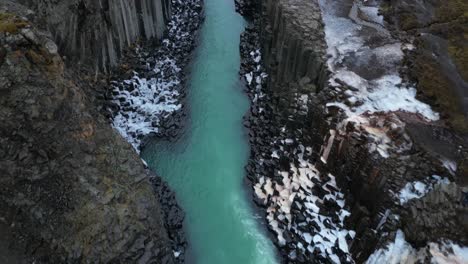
<box><xmin>0</xmin><ymin>0</ymin><xmax>185</xmax><ymax>262</ymax></box>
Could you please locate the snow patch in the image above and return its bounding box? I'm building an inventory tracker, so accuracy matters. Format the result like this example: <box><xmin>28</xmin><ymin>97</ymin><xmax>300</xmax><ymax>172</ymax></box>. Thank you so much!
<box><xmin>366</xmin><ymin>230</ymin><xmax>468</xmax><ymax>264</ymax></box>
<box><xmin>318</xmin><ymin>0</ymin><xmax>439</xmax><ymax>159</ymax></box>
<box><xmin>110</xmin><ymin>0</ymin><xmax>202</xmax><ymax>151</ymax></box>
<box><xmin>398</xmin><ymin>175</ymin><xmax>450</xmax><ymax>205</ymax></box>
<box><xmin>255</xmin><ymin>143</ymin><xmax>354</xmax><ymax>262</ymax></box>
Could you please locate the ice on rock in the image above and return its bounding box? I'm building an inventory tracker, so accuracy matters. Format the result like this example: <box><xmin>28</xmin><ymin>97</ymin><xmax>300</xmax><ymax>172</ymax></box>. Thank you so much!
<box><xmin>357</xmin><ymin>75</ymin><xmax>438</xmax><ymax>121</ymax></box>
<box><xmin>111</xmin><ymin>0</ymin><xmax>202</xmax><ymax>151</ymax></box>
<box><xmin>254</xmin><ymin>55</ymin><xmax>261</xmax><ymax>63</ymax></box>
<box><xmin>271</xmin><ymin>150</ymin><xmax>280</xmax><ymax>159</ymax></box>
<box><xmin>303</xmin><ymin>233</ymin><xmax>313</xmax><ymax>244</ymax></box>
<box><xmin>112</xmin><ymin>72</ymin><xmax>182</xmax><ymax>150</ymax></box>
<box><xmin>305</xmin><ymin>202</ymin><xmax>320</xmax><ymax>214</ymax></box>
<box><xmin>320</xmin><ymin>130</ymin><xmax>336</xmax><ymax>164</ymax></box>
<box><xmin>264</xmin><ymin>179</ymin><xmax>274</xmax><ymax>196</ymax></box>
<box><xmin>398</xmin><ymin>175</ymin><xmax>450</xmax><ymax>204</ymax></box>
<box><xmin>330</xmin><ymin>254</ymin><xmax>341</xmax><ymax>264</ymax></box>
<box><xmin>244</xmin><ymin>19</ymin><xmax>355</xmax><ymax>262</ymax></box>
<box><xmin>254</xmin><ymin>138</ymin><xmax>354</xmax><ymax>262</ymax></box>
<box><xmin>245</xmin><ymin>72</ymin><xmax>253</xmax><ymax>85</ymax></box>
<box><xmin>367</xmin><ymin>230</ymin><xmax>468</xmax><ymax>264</ymax></box>
<box><xmin>319</xmin><ymin>0</ymin><xmax>439</xmax><ymax>159</ymax></box>
<box><xmin>441</xmin><ymin>158</ymin><xmax>457</xmax><ymax>175</ymax></box>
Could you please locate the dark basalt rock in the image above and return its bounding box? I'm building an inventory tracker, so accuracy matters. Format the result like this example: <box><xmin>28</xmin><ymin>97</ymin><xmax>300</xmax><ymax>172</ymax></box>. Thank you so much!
<box><xmin>108</xmin><ymin>0</ymin><xmax>204</xmax><ymax>149</ymax></box>
<box><xmin>234</xmin><ymin>0</ymin><xmax>258</xmax><ymax>20</ymax></box>
<box><xmin>16</xmin><ymin>0</ymin><xmax>172</xmax><ymax>72</ymax></box>
<box><xmin>238</xmin><ymin>0</ymin><xmax>468</xmax><ymax>263</ymax></box>
<box><xmin>0</xmin><ymin>0</ymin><xmax>207</xmax><ymax>262</ymax></box>
<box><xmin>383</xmin><ymin>0</ymin><xmax>468</xmax><ymax>134</ymax></box>
<box><xmin>0</xmin><ymin>6</ymin><xmax>176</xmax><ymax>262</ymax></box>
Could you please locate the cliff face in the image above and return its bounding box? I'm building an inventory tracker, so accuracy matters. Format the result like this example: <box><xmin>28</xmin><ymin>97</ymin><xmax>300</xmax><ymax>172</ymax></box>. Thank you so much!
<box><xmin>384</xmin><ymin>0</ymin><xmax>468</xmax><ymax>134</ymax></box>
<box><xmin>17</xmin><ymin>0</ymin><xmax>171</xmax><ymax>71</ymax></box>
<box><xmin>0</xmin><ymin>2</ymin><xmax>176</xmax><ymax>263</ymax></box>
<box><xmin>261</xmin><ymin>0</ymin><xmax>328</xmax><ymax>96</ymax></box>
<box><xmin>251</xmin><ymin>0</ymin><xmax>467</xmax><ymax>262</ymax></box>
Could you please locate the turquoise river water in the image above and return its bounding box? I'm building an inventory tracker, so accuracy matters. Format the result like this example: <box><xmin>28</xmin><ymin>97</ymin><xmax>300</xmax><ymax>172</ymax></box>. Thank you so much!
<box><xmin>141</xmin><ymin>0</ymin><xmax>279</xmax><ymax>263</ymax></box>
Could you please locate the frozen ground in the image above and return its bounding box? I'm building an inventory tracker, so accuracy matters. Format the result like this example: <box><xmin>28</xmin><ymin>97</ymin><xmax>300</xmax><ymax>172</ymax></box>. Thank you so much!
<box><xmin>397</xmin><ymin>175</ymin><xmax>450</xmax><ymax>205</ymax></box>
<box><xmin>367</xmin><ymin>230</ymin><xmax>468</xmax><ymax>264</ymax></box>
<box><xmin>318</xmin><ymin>0</ymin><xmax>439</xmax><ymax>158</ymax></box>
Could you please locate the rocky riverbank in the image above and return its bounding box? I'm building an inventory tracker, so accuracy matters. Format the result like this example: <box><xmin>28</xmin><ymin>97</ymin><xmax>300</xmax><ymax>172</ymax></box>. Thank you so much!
<box><xmin>239</xmin><ymin>6</ymin><xmax>354</xmax><ymax>264</ymax></box>
<box><xmin>237</xmin><ymin>0</ymin><xmax>468</xmax><ymax>263</ymax></box>
<box><xmin>107</xmin><ymin>0</ymin><xmax>204</xmax><ymax>261</ymax></box>
<box><xmin>109</xmin><ymin>0</ymin><xmax>204</xmax><ymax>151</ymax></box>
<box><xmin>0</xmin><ymin>0</ymin><xmax>203</xmax><ymax>262</ymax></box>
<box><xmin>0</xmin><ymin>2</ymin><xmax>175</xmax><ymax>262</ymax></box>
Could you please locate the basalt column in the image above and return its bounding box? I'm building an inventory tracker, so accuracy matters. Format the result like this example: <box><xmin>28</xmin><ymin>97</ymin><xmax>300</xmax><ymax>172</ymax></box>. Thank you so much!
<box><xmin>18</xmin><ymin>0</ymin><xmax>172</xmax><ymax>71</ymax></box>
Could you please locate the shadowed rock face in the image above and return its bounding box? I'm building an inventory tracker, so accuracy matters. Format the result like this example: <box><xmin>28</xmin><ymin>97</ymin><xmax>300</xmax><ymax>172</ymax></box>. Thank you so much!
<box><xmin>261</xmin><ymin>0</ymin><xmax>328</xmax><ymax>97</ymax></box>
<box><xmin>16</xmin><ymin>0</ymin><xmax>171</xmax><ymax>72</ymax></box>
<box><xmin>0</xmin><ymin>3</ymin><xmax>176</xmax><ymax>263</ymax></box>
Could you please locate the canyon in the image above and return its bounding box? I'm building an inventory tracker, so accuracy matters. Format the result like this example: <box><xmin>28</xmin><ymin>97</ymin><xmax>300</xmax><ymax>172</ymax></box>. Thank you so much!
<box><xmin>0</xmin><ymin>0</ymin><xmax>467</xmax><ymax>263</ymax></box>
<box><xmin>240</xmin><ymin>0</ymin><xmax>467</xmax><ymax>263</ymax></box>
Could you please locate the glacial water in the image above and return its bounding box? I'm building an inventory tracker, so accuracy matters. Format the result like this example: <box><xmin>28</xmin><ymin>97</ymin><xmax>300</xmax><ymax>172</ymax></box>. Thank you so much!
<box><xmin>141</xmin><ymin>0</ymin><xmax>279</xmax><ymax>263</ymax></box>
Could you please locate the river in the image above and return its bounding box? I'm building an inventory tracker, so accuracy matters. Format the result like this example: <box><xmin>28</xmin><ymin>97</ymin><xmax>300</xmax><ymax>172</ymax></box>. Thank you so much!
<box><xmin>141</xmin><ymin>0</ymin><xmax>278</xmax><ymax>263</ymax></box>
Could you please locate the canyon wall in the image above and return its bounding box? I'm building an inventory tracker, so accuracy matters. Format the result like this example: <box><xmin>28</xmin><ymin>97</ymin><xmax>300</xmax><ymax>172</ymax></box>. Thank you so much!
<box><xmin>259</xmin><ymin>0</ymin><xmax>467</xmax><ymax>262</ymax></box>
<box><xmin>17</xmin><ymin>0</ymin><xmax>171</xmax><ymax>71</ymax></box>
<box><xmin>384</xmin><ymin>0</ymin><xmax>468</xmax><ymax>140</ymax></box>
<box><xmin>0</xmin><ymin>1</ymin><xmax>178</xmax><ymax>262</ymax></box>
<box><xmin>261</xmin><ymin>0</ymin><xmax>327</xmax><ymax>98</ymax></box>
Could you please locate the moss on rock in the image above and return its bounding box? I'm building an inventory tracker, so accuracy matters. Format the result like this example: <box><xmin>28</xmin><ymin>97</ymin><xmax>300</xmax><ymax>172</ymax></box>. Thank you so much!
<box><xmin>387</xmin><ymin>0</ymin><xmax>468</xmax><ymax>134</ymax></box>
<box><xmin>411</xmin><ymin>45</ymin><xmax>468</xmax><ymax>133</ymax></box>
<box><xmin>0</xmin><ymin>12</ymin><xmax>28</xmax><ymax>33</ymax></box>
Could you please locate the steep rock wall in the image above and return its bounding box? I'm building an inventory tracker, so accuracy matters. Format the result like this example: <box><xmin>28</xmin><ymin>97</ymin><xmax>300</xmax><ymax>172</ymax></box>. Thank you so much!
<box><xmin>17</xmin><ymin>0</ymin><xmax>171</xmax><ymax>71</ymax></box>
<box><xmin>381</xmin><ymin>0</ymin><xmax>468</xmax><ymax>134</ymax></box>
<box><xmin>0</xmin><ymin>2</ymin><xmax>177</xmax><ymax>262</ymax></box>
<box><xmin>259</xmin><ymin>0</ymin><xmax>467</xmax><ymax>262</ymax></box>
<box><xmin>261</xmin><ymin>0</ymin><xmax>328</xmax><ymax>97</ymax></box>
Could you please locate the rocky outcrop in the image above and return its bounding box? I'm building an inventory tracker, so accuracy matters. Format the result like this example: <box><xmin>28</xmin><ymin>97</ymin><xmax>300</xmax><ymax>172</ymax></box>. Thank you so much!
<box><xmin>0</xmin><ymin>2</ymin><xmax>178</xmax><ymax>263</ymax></box>
<box><xmin>260</xmin><ymin>0</ymin><xmax>327</xmax><ymax>96</ymax></box>
<box><xmin>16</xmin><ymin>0</ymin><xmax>171</xmax><ymax>72</ymax></box>
<box><xmin>109</xmin><ymin>0</ymin><xmax>204</xmax><ymax>150</ymax></box>
<box><xmin>383</xmin><ymin>0</ymin><xmax>468</xmax><ymax>133</ymax></box>
<box><xmin>239</xmin><ymin>0</ymin><xmax>468</xmax><ymax>263</ymax></box>
<box><xmin>234</xmin><ymin>0</ymin><xmax>258</xmax><ymax>19</ymax></box>
<box><xmin>240</xmin><ymin>1</ymin><xmax>356</xmax><ymax>262</ymax></box>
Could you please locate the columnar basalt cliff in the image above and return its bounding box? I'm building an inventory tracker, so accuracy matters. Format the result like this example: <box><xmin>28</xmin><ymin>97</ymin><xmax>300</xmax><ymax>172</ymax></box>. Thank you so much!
<box><xmin>261</xmin><ymin>0</ymin><xmax>328</xmax><ymax>96</ymax></box>
<box><xmin>16</xmin><ymin>0</ymin><xmax>172</xmax><ymax>71</ymax></box>
<box><xmin>239</xmin><ymin>0</ymin><xmax>468</xmax><ymax>263</ymax></box>
<box><xmin>0</xmin><ymin>0</ymin><xmax>189</xmax><ymax>262</ymax></box>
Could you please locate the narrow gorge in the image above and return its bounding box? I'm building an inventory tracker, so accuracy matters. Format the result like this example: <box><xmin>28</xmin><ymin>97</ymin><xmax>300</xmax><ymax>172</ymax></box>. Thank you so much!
<box><xmin>141</xmin><ymin>0</ymin><xmax>278</xmax><ymax>262</ymax></box>
<box><xmin>0</xmin><ymin>0</ymin><xmax>467</xmax><ymax>263</ymax></box>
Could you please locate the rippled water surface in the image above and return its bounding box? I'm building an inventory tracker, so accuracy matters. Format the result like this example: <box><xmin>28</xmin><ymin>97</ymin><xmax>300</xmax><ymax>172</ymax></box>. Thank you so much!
<box><xmin>142</xmin><ymin>0</ymin><xmax>278</xmax><ymax>263</ymax></box>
